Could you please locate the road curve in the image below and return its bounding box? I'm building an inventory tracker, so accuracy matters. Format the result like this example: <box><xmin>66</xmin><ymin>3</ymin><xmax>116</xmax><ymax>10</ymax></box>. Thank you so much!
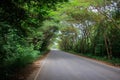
<box><xmin>35</xmin><ymin>50</ymin><xmax>120</xmax><ymax>80</ymax></box>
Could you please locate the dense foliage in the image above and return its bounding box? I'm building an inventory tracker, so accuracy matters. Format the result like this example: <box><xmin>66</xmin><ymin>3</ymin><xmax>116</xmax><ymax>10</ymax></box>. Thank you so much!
<box><xmin>0</xmin><ymin>0</ymin><xmax>67</xmax><ymax>79</ymax></box>
<box><xmin>53</xmin><ymin>0</ymin><xmax>120</xmax><ymax>63</ymax></box>
<box><xmin>0</xmin><ymin>0</ymin><xmax>120</xmax><ymax>79</ymax></box>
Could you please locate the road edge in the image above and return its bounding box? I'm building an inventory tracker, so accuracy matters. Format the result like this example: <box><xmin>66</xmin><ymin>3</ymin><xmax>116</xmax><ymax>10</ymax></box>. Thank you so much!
<box><xmin>33</xmin><ymin>52</ymin><xmax>50</xmax><ymax>80</ymax></box>
<box><xmin>63</xmin><ymin>51</ymin><xmax>120</xmax><ymax>71</ymax></box>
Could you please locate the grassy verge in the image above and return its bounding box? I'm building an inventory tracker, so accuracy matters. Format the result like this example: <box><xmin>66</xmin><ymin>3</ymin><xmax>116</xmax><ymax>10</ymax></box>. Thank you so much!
<box><xmin>0</xmin><ymin>49</ymin><xmax>50</xmax><ymax>80</ymax></box>
<box><xmin>66</xmin><ymin>50</ymin><xmax>120</xmax><ymax>67</ymax></box>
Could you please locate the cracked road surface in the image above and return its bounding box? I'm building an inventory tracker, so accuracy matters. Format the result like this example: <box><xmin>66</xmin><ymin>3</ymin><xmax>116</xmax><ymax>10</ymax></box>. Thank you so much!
<box><xmin>35</xmin><ymin>50</ymin><xmax>120</xmax><ymax>80</ymax></box>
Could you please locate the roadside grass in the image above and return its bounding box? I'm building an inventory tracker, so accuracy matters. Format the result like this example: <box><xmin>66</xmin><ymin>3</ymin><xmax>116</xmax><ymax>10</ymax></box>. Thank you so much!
<box><xmin>0</xmin><ymin>49</ymin><xmax>50</xmax><ymax>80</ymax></box>
<box><xmin>66</xmin><ymin>50</ymin><xmax>120</xmax><ymax>67</ymax></box>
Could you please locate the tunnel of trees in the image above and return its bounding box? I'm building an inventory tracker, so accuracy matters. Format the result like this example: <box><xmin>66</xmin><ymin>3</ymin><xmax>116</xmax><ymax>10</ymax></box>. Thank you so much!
<box><xmin>0</xmin><ymin>0</ymin><xmax>120</xmax><ymax>80</ymax></box>
<box><xmin>0</xmin><ymin>0</ymin><xmax>68</xmax><ymax>79</ymax></box>
<box><xmin>57</xmin><ymin>0</ymin><xmax>120</xmax><ymax>65</ymax></box>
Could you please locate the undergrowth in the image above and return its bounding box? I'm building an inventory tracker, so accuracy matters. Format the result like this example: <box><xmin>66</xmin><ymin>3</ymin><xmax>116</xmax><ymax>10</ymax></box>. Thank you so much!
<box><xmin>66</xmin><ymin>50</ymin><xmax>120</xmax><ymax>66</ymax></box>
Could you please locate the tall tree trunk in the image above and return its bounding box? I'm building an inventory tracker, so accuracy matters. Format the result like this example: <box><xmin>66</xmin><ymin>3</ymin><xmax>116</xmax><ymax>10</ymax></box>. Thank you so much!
<box><xmin>107</xmin><ymin>37</ymin><xmax>113</xmax><ymax>59</ymax></box>
<box><xmin>104</xmin><ymin>34</ymin><xmax>112</xmax><ymax>59</ymax></box>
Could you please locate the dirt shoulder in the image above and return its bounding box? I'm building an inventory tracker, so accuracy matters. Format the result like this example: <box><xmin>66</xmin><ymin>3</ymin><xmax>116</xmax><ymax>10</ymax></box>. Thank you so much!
<box><xmin>13</xmin><ymin>52</ymin><xmax>49</xmax><ymax>80</ymax></box>
<box><xmin>70</xmin><ymin>52</ymin><xmax>120</xmax><ymax>68</ymax></box>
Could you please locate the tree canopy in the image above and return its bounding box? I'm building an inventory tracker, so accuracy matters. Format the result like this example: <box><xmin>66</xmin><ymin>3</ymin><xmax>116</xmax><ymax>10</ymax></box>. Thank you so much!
<box><xmin>0</xmin><ymin>0</ymin><xmax>67</xmax><ymax>79</ymax></box>
<box><xmin>0</xmin><ymin>0</ymin><xmax>120</xmax><ymax>79</ymax></box>
<box><xmin>51</xmin><ymin>0</ymin><xmax>120</xmax><ymax>60</ymax></box>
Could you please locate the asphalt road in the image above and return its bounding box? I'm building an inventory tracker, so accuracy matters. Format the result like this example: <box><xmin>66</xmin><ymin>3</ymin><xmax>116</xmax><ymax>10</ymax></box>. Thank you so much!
<box><xmin>35</xmin><ymin>50</ymin><xmax>120</xmax><ymax>80</ymax></box>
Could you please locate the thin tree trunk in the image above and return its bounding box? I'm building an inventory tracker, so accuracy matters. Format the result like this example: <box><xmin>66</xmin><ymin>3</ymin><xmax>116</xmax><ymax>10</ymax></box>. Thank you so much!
<box><xmin>107</xmin><ymin>37</ymin><xmax>113</xmax><ymax>59</ymax></box>
<box><xmin>104</xmin><ymin>34</ymin><xmax>112</xmax><ymax>59</ymax></box>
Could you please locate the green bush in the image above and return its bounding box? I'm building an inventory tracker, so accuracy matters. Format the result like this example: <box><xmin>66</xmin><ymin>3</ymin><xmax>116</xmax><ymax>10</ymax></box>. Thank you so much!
<box><xmin>4</xmin><ymin>45</ymin><xmax>40</xmax><ymax>68</ymax></box>
<box><xmin>0</xmin><ymin>44</ymin><xmax>40</xmax><ymax>80</ymax></box>
<box><xmin>0</xmin><ymin>27</ymin><xmax>40</xmax><ymax>79</ymax></box>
